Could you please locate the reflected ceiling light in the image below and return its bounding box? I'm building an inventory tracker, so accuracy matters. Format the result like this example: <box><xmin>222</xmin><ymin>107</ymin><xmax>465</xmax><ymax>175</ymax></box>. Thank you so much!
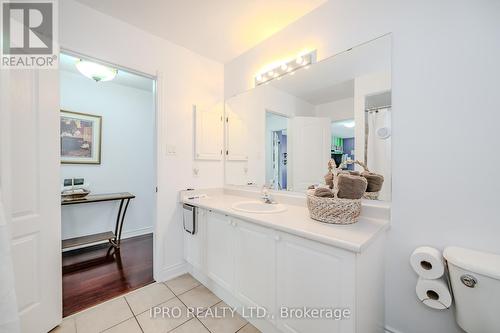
<box><xmin>254</xmin><ymin>50</ymin><xmax>316</xmax><ymax>86</ymax></box>
<box><xmin>75</xmin><ymin>59</ymin><xmax>118</xmax><ymax>82</ymax></box>
<box><xmin>343</xmin><ymin>121</ymin><xmax>355</xmax><ymax>128</ymax></box>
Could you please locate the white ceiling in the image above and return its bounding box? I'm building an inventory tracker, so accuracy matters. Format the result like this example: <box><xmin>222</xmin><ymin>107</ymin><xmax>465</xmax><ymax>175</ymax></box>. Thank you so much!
<box><xmin>74</xmin><ymin>0</ymin><xmax>327</xmax><ymax>63</ymax></box>
<box><xmin>60</xmin><ymin>53</ymin><xmax>154</xmax><ymax>91</ymax></box>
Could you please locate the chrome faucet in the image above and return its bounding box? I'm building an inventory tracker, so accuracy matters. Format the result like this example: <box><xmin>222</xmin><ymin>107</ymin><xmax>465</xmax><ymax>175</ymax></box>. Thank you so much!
<box><xmin>261</xmin><ymin>185</ymin><xmax>274</xmax><ymax>204</ymax></box>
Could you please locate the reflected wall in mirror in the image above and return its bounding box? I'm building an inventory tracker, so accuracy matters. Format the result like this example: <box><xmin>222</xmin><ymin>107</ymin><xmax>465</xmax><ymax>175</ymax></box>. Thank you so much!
<box><xmin>225</xmin><ymin>34</ymin><xmax>392</xmax><ymax>201</ymax></box>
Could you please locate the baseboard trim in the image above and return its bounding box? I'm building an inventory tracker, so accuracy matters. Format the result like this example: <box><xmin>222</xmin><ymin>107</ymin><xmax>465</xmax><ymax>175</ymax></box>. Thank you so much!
<box><xmin>155</xmin><ymin>261</ymin><xmax>187</xmax><ymax>282</ymax></box>
<box><xmin>62</xmin><ymin>226</ymin><xmax>153</xmax><ymax>252</ymax></box>
<box><xmin>385</xmin><ymin>326</ymin><xmax>403</xmax><ymax>333</ymax></box>
<box><xmin>121</xmin><ymin>226</ymin><xmax>153</xmax><ymax>239</ymax></box>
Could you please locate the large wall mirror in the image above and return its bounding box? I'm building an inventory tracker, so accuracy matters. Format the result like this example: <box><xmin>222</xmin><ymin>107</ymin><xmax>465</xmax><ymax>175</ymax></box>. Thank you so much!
<box><xmin>225</xmin><ymin>35</ymin><xmax>392</xmax><ymax>201</ymax></box>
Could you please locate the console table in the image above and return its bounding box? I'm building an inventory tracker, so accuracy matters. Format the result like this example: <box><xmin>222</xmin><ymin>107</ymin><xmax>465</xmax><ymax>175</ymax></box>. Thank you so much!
<box><xmin>61</xmin><ymin>192</ymin><xmax>135</xmax><ymax>250</ymax></box>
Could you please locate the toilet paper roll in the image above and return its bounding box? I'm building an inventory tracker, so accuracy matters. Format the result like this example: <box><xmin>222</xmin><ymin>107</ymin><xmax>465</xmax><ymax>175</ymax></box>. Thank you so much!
<box><xmin>410</xmin><ymin>246</ymin><xmax>444</xmax><ymax>279</ymax></box>
<box><xmin>416</xmin><ymin>277</ymin><xmax>452</xmax><ymax>310</ymax></box>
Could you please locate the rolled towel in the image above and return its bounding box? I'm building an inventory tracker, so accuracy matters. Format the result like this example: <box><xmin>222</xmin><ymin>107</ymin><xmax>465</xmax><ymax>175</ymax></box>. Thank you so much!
<box><xmin>349</xmin><ymin>170</ymin><xmax>360</xmax><ymax>176</ymax></box>
<box><xmin>324</xmin><ymin>172</ymin><xmax>334</xmax><ymax>189</ymax></box>
<box><xmin>361</xmin><ymin>172</ymin><xmax>384</xmax><ymax>192</ymax></box>
<box><xmin>337</xmin><ymin>174</ymin><xmax>367</xmax><ymax>199</ymax></box>
<box><xmin>314</xmin><ymin>187</ymin><xmax>334</xmax><ymax>198</ymax></box>
<box><xmin>308</xmin><ymin>185</ymin><xmax>316</xmax><ymax>190</ymax></box>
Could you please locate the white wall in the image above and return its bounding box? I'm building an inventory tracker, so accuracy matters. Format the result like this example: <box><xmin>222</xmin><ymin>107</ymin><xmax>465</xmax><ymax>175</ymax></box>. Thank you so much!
<box><xmin>60</xmin><ymin>0</ymin><xmax>224</xmax><ymax>280</ymax></box>
<box><xmin>225</xmin><ymin>1</ymin><xmax>500</xmax><ymax>333</ymax></box>
<box><xmin>60</xmin><ymin>70</ymin><xmax>155</xmax><ymax>241</ymax></box>
<box><xmin>315</xmin><ymin>97</ymin><xmax>354</xmax><ymax>122</ymax></box>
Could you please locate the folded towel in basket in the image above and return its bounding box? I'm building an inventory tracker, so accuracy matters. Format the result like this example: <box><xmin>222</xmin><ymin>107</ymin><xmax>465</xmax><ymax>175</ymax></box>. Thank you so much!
<box><xmin>314</xmin><ymin>187</ymin><xmax>335</xmax><ymax>198</ymax></box>
<box><xmin>361</xmin><ymin>172</ymin><xmax>384</xmax><ymax>192</ymax></box>
<box><xmin>337</xmin><ymin>174</ymin><xmax>367</xmax><ymax>199</ymax></box>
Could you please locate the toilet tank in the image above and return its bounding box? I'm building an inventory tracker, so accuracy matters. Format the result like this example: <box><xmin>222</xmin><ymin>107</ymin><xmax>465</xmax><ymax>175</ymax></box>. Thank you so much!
<box><xmin>444</xmin><ymin>247</ymin><xmax>500</xmax><ymax>333</ymax></box>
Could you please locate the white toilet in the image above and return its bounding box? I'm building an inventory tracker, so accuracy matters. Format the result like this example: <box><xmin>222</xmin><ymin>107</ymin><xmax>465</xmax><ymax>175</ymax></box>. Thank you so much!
<box><xmin>444</xmin><ymin>246</ymin><xmax>500</xmax><ymax>333</ymax></box>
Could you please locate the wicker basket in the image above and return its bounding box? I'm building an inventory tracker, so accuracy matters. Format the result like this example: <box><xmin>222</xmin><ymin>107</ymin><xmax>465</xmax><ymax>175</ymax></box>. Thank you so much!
<box><xmin>306</xmin><ymin>189</ymin><xmax>362</xmax><ymax>224</ymax></box>
<box><xmin>338</xmin><ymin>160</ymin><xmax>380</xmax><ymax>200</ymax></box>
<box><xmin>307</xmin><ymin>160</ymin><xmax>363</xmax><ymax>224</ymax></box>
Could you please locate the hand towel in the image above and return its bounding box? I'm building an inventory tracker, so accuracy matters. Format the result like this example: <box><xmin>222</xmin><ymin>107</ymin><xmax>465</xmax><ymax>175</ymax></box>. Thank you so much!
<box><xmin>361</xmin><ymin>172</ymin><xmax>384</xmax><ymax>192</ymax></box>
<box><xmin>314</xmin><ymin>187</ymin><xmax>335</xmax><ymax>198</ymax></box>
<box><xmin>337</xmin><ymin>174</ymin><xmax>368</xmax><ymax>199</ymax></box>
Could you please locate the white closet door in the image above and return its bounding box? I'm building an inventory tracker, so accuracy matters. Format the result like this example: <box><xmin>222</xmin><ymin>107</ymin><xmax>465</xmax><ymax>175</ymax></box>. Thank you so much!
<box><xmin>0</xmin><ymin>69</ymin><xmax>61</xmax><ymax>333</ymax></box>
<box><xmin>290</xmin><ymin>117</ymin><xmax>331</xmax><ymax>191</ymax></box>
<box><xmin>194</xmin><ymin>104</ymin><xmax>223</xmax><ymax>160</ymax></box>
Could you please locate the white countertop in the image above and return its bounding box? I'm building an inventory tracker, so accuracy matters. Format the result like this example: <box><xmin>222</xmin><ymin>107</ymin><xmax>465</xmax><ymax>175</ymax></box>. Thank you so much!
<box><xmin>181</xmin><ymin>189</ymin><xmax>390</xmax><ymax>253</ymax></box>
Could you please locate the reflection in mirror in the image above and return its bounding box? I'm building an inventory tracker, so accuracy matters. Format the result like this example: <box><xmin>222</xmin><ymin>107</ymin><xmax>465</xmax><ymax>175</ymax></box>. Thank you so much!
<box><xmin>225</xmin><ymin>34</ymin><xmax>392</xmax><ymax>201</ymax></box>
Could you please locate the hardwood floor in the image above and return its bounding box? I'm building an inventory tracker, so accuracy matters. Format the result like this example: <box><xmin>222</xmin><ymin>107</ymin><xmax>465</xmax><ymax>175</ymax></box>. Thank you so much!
<box><xmin>62</xmin><ymin>233</ymin><xmax>154</xmax><ymax>317</ymax></box>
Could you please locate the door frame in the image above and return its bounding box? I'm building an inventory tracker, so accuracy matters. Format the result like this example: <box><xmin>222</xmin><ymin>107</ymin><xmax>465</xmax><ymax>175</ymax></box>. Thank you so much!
<box><xmin>59</xmin><ymin>48</ymin><xmax>162</xmax><ymax>283</ymax></box>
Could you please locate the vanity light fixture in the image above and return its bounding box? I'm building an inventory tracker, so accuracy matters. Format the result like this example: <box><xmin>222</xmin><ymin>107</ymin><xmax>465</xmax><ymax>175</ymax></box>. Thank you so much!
<box><xmin>75</xmin><ymin>59</ymin><xmax>118</xmax><ymax>82</ymax></box>
<box><xmin>254</xmin><ymin>50</ymin><xmax>317</xmax><ymax>86</ymax></box>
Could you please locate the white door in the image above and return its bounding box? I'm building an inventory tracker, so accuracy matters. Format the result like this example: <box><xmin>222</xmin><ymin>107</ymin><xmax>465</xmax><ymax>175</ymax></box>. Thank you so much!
<box><xmin>276</xmin><ymin>232</ymin><xmax>356</xmax><ymax>333</ymax></box>
<box><xmin>205</xmin><ymin>211</ymin><xmax>235</xmax><ymax>291</ymax></box>
<box><xmin>234</xmin><ymin>219</ymin><xmax>276</xmax><ymax>319</ymax></box>
<box><xmin>0</xmin><ymin>70</ymin><xmax>61</xmax><ymax>332</ymax></box>
<box><xmin>290</xmin><ymin>117</ymin><xmax>331</xmax><ymax>191</ymax></box>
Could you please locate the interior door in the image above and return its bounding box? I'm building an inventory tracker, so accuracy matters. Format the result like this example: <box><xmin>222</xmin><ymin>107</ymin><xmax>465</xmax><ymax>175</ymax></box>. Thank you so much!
<box><xmin>290</xmin><ymin>117</ymin><xmax>331</xmax><ymax>191</ymax></box>
<box><xmin>0</xmin><ymin>69</ymin><xmax>61</xmax><ymax>332</ymax></box>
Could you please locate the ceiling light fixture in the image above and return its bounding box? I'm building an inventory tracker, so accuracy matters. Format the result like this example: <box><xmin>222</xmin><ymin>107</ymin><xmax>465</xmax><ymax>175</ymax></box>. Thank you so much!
<box><xmin>254</xmin><ymin>50</ymin><xmax>316</xmax><ymax>86</ymax></box>
<box><xmin>75</xmin><ymin>59</ymin><xmax>118</xmax><ymax>82</ymax></box>
<box><xmin>343</xmin><ymin>121</ymin><xmax>355</xmax><ymax>128</ymax></box>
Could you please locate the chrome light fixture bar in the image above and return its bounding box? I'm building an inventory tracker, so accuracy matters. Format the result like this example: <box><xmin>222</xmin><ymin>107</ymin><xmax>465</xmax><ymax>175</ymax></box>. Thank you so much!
<box><xmin>254</xmin><ymin>50</ymin><xmax>317</xmax><ymax>86</ymax></box>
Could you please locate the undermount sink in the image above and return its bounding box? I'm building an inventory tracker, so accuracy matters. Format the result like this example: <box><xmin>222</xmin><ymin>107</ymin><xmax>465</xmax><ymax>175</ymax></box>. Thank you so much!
<box><xmin>231</xmin><ymin>201</ymin><xmax>287</xmax><ymax>214</ymax></box>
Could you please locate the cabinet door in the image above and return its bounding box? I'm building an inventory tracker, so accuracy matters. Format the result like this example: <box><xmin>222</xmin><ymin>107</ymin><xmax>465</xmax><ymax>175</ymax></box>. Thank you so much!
<box><xmin>225</xmin><ymin>109</ymin><xmax>248</xmax><ymax>161</ymax></box>
<box><xmin>206</xmin><ymin>211</ymin><xmax>235</xmax><ymax>291</ymax></box>
<box><xmin>194</xmin><ymin>104</ymin><xmax>223</xmax><ymax>160</ymax></box>
<box><xmin>184</xmin><ymin>208</ymin><xmax>206</xmax><ymax>271</ymax></box>
<box><xmin>276</xmin><ymin>233</ymin><xmax>356</xmax><ymax>333</ymax></box>
<box><xmin>234</xmin><ymin>219</ymin><xmax>276</xmax><ymax>318</ymax></box>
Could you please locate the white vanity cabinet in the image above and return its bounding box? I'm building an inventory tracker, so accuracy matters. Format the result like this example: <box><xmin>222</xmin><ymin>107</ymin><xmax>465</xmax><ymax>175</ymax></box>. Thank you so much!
<box><xmin>205</xmin><ymin>211</ymin><xmax>235</xmax><ymax>291</ymax></box>
<box><xmin>184</xmin><ymin>207</ymin><xmax>385</xmax><ymax>333</ymax></box>
<box><xmin>234</xmin><ymin>219</ymin><xmax>277</xmax><ymax>320</ymax></box>
<box><xmin>276</xmin><ymin>232</ymin><xmax>356</xmax><ymax>333</ymax></box>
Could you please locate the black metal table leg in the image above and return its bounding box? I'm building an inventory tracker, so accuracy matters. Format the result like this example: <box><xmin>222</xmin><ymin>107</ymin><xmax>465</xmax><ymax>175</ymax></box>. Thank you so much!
<box><xmin>110</xmin><ymin>199</ymin><xmax>125</xmax><ymax>248</ymax></box>
<box><xmin>109</xmin><ymin>198</ymin><xmax>131</xmax><ymax>248</ymax></box>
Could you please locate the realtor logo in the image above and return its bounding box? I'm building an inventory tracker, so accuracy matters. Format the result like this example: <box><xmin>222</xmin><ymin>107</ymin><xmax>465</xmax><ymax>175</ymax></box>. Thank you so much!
<box><xmin>1</xmin><ymin>0</ymin><xmax>58</xmax><ymax>68</ymax></box>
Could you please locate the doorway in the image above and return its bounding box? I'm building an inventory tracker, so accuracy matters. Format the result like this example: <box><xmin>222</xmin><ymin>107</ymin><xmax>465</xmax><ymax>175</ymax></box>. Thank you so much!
<box><xmin>59</xmin><ymin>52</ymin><xmax>157</xmax><ymax>316</ymax></box>
<box><xmin>266</xmin><ymin>112</ymin><xmax>289</xmax><ymax>190</ymax></box>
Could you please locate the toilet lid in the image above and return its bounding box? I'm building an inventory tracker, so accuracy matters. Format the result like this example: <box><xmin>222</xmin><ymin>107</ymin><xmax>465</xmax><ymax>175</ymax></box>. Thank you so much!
<box><xmin>444</xmin><ymin>246</ymin><xmax>500</xmax><ymax>280</ymax></box>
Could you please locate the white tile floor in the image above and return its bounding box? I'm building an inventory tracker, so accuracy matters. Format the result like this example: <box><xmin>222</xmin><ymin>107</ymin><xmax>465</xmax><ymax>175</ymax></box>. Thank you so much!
<box><xmin>51</xmin><ymin>273</ymin><xmax>261</xmax><ymax>333</ymax></box>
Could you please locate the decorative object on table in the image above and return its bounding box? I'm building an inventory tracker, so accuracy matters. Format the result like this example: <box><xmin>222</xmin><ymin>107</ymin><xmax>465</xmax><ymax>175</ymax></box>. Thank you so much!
<box><xmin>61</xmin><ymin>189</ymin><xmax>91</xmax><ymax>201</ymax></box>
<box><xmin>61</xmin><ymin>177</ymin><xmax>91</xmax><ymax>201</ymax></box>
<box><xmin>306</xmin><ymin>160</ymin><xmax>363</xmax><ymax>225</ymax></box>
<box><xmin>60</xmin><ymin>110</ymin><xmax>102</xmax><ymax>164</ymax></box>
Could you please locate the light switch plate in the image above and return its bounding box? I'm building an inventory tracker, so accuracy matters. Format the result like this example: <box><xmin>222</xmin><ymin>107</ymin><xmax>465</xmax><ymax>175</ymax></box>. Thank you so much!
<box><xmin>166</xmin><ymin>144</ymin><xmax>176</xmax><ymax>155</ymax></box>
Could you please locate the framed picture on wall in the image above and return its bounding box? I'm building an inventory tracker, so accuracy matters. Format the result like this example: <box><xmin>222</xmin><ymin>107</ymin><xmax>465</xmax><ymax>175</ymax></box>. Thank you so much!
<box><xmin>60</xmin><ymin>110</ymin><xmax>102</xmax><ymax>164</ymax></box>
